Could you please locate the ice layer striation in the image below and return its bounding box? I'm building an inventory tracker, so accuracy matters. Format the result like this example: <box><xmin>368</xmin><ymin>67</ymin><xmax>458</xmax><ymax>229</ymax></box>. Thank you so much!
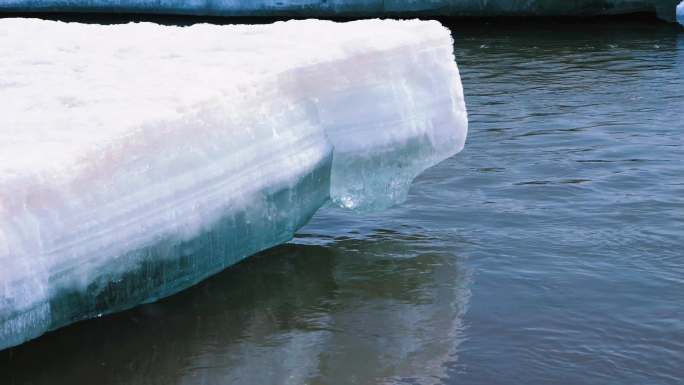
<box><xmin>0</xmin><ymin>18</ymin><xmax>467</xmax><ymax>350</ymax></box>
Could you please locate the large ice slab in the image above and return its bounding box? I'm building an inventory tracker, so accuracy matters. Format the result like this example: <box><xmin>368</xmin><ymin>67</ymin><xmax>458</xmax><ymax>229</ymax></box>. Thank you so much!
<box><xmin>0</xmin><ymin>18</ymin><xmax>467</xmax><ymax>350</ymax></box>
<box><xmin>678</xmin><ymin>1</ymin><xmax>684</xmax><ymax>25</ymax></box>
<box><xmin>0</xmin><ymin>0</ymin><xmax>680</xmax><ymax>21</ymax></box>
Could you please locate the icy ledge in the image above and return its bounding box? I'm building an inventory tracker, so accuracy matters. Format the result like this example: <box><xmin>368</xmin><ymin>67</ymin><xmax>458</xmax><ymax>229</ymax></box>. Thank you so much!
<box><xmin>0</xmin><ymin>19</ymin><xmax>467</xmax><ymax>350</ymax></box>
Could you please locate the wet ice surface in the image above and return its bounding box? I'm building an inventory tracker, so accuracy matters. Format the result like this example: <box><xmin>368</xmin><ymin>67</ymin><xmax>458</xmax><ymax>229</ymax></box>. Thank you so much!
<box><xmin>2</xmin><ymin>19</ymin><xmax>684</xmax><ymax>385</ymax></box>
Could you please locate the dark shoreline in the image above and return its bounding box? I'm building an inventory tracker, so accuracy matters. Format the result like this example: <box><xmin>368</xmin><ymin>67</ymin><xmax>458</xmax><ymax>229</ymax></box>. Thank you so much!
<box><xmin>0</xmin><ymin>10</ymin><xmax>666</xmax><ymax>26</ymax></box>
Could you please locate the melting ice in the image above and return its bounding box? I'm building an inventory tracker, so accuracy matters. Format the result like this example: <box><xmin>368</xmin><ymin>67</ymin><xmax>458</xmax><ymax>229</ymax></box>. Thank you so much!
<box><xmin>0</xmin><ymin>18</ymin><xmax>467</xmax><ymax>350</ymax></box>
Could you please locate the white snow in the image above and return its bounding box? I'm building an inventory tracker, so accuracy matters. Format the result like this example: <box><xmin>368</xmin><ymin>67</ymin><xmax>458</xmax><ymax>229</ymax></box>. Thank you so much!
<box><xmin>0</xmin><ymin>18</ymin><xmax>467</xmax><ymax>350</ymax></box>
<box><xmin>677</xmin><ymin>1</ymin><xmax>684</xmax><ymax>25</ymax></box>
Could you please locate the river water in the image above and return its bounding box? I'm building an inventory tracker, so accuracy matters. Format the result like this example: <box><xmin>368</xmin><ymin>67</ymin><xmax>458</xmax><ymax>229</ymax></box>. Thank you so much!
<box><xmin>1</xmin><ymin>18</ymin><xmax>683</xmax><ymax>385</ymax></box>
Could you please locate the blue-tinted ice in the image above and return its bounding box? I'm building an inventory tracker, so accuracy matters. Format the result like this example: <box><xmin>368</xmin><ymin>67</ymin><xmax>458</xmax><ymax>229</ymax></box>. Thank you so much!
<box><xmin>0</xmin><ymin>19</ymin><xmax>467</xmax><ymax>350</ymax></box>
<box><xmin>0</xmin><ymin>0</ymin><xmax>680</xmax><ymax>21</ymax></box>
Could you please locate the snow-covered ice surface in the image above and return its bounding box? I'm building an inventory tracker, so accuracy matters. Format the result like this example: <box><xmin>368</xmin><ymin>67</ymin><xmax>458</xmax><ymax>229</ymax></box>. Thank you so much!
<box><xmin>0</xmin><ymin>0</ymin><xmax>680</xmax><ymax>21</ymax></box>
<box><xmin>0</xmin><ymin>18</ymin><xmax>467</xmax><ymax>350</ymax></box>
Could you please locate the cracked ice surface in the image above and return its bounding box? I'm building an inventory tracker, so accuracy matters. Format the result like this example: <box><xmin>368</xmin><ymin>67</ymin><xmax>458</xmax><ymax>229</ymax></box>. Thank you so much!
<box><xmin>0</xmin><ymin>18</ymin><xmax>467</xmax><ymax>350</ymax></box>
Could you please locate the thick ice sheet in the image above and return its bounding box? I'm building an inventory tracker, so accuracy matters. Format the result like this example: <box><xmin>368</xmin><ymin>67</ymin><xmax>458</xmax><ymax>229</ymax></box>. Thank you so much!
<box><xmin>0</xmin><ymin>19</ymin><xmax>467</xmax><ymax>350</ymax></box>
<box><xmin>0</xmin><ymin>0</ymin><xmax>680</xmax><ymax>21</ymax></box>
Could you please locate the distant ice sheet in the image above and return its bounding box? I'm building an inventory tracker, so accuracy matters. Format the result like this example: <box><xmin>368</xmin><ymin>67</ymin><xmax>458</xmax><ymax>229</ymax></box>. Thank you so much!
<box><xmin>0</xmin><ymin>18</ymin><xmax>467</xmax><ymax>350</ymax></box>
<box><xmin>0</xmin><ymin>0</ymin><xmax>680</xmax><ymax>21</ymax></box>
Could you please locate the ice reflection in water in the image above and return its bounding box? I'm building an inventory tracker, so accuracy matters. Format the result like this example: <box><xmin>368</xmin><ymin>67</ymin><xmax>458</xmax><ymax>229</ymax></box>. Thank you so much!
<box><xmin>1</xmin><ymin>230</ymin><xmax>471</xmax><ymax>385</ymax></box>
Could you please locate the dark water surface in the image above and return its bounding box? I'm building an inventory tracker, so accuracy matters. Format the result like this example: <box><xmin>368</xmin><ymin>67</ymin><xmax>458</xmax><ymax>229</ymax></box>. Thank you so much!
<box><xmin>2</xmin><ymin>20</ymin><xmax>683</xmax><ymax>385</ymax></box>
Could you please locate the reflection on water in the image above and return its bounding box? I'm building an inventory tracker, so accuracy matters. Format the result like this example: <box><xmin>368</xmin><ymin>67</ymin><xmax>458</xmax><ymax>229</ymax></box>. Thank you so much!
<box><xmin>1</xmin><ymin>231</ymin><xmax>470</xmax><ymax>385</ymax></box>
